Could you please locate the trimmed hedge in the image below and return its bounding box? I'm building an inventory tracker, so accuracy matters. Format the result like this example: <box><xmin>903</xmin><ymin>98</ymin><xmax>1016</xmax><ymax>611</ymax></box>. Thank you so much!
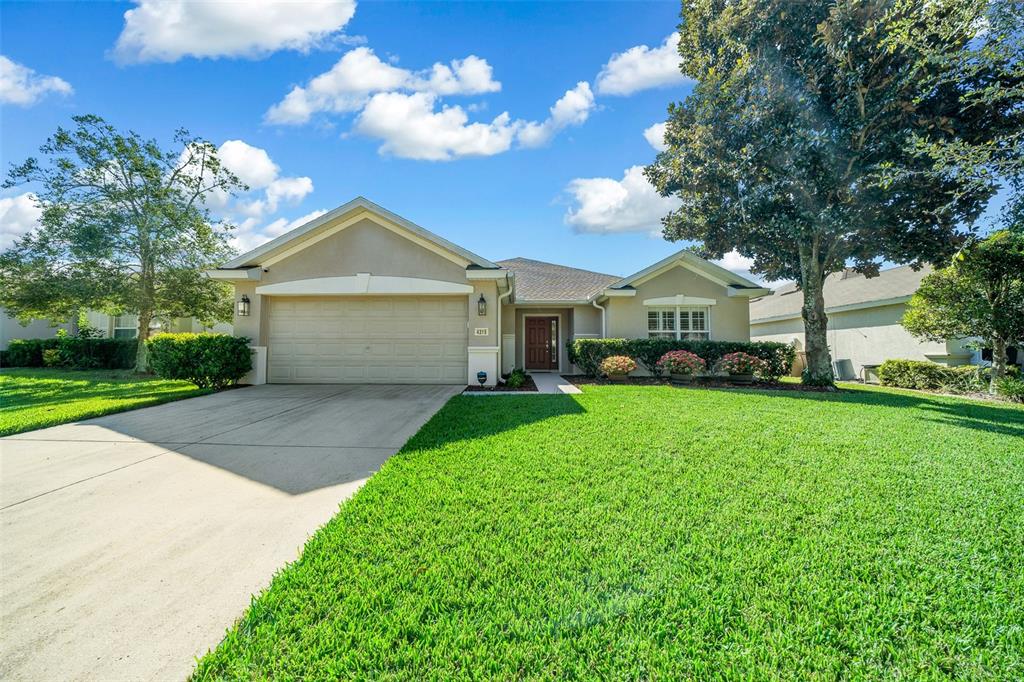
<box><xmin>145</xmin><ymin>333</ymin><xmax>252</xmax><ymax>389</ymax></box>
<box><xmin>568</xmin><ymin>338</ymin><xmax>795</xmax><ymax>382</ymax></box>
<box><xmin>876</xmin><ymin>359</ymin><xmax>1013</xmax><ymax>393</ymax></box>
<box><xmin>2</xmin><ymin>337</ymin><xmax>137</xmax><ymax>369</ymax></box>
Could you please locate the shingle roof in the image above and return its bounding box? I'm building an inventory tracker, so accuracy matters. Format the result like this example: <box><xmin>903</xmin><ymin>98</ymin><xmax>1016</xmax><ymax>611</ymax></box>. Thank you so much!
<box><xmin>750</xmin><ymin>264</ymin><xmax>934</xmax><ymax>322</ymax></box>
<box><xmin>497</xmin><ymin>257</ymin><xmax>621</xmax><ymax>302</ymax></box>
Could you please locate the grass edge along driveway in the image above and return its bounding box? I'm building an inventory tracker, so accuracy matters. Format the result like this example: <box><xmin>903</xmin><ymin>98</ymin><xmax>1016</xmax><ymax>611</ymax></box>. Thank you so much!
<box><xmin>0</xmin><ymin>368</ymin><xmax>210</xmax><ymax>437</ymax></box>
<box><xmin>193</xmin><ymin>384</ymin><xmax>1024</xmax><ymax>680</ymax></box>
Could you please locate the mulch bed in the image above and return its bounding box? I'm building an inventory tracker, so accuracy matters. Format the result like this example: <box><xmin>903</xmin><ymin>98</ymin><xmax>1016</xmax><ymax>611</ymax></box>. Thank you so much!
<box><xmin>464</xmin><ymin>375</ymin><xmax>539</xmax><ymax>393</ymax></box>
<box><xmin>562</xmin><ymin>375</ymin><xmax>839</xmax><ymax>393</ymax></box>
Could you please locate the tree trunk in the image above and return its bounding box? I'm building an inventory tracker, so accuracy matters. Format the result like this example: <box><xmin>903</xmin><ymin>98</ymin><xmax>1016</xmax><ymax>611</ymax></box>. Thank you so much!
<box><xmin>135</xmin><ymin>311</ymin><xmax>151</xmax><ymax>373</ymax></box>
<box><xmin>800</xmin><ymin>260</ymin><xmax>835</xmax><ymax>387</ymax></box>
<box><xmin>990</xmin><ymin>335</ymin><xmax>1007</xmax><ymax>394</ymax></box>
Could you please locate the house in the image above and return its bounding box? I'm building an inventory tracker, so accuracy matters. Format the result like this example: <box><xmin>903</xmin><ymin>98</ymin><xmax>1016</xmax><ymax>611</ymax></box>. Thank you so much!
<box><xmin>749</xmin><ymin>265</ymin><xmax>977</xmax><ymax>381</ymax></box>
<box><xmin>208</xmin><ymin>197</ymin><xmax>770</xmax><ymax>386</ymax></box>
<box><xmin>0</xmin><ymin>309</ymin><xmax>231</xmax><ymax>350</ymax></box>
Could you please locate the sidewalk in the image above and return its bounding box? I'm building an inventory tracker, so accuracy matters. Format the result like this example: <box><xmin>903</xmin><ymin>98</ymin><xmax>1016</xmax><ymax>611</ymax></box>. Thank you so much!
<box><xmin>529</xmin><ymin>373</ymin><xmax>582</xmax><ymax>394</ymax></box>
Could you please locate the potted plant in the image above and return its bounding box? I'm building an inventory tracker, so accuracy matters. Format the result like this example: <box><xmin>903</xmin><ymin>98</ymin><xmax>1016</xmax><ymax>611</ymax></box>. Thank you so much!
<box><xmin>656</xmin><ymin>350</ymin><xmax>706</xmax><ymax>384</ymax></box>
<box><xmin>600</xmin><ymin>355</ymin><xmax>637</xmax><ymax>382</ymax></box>
<box><xmin>715</xmin><ymin>352</ymin><xmax>763</xmax><ymax>385</ymax></box>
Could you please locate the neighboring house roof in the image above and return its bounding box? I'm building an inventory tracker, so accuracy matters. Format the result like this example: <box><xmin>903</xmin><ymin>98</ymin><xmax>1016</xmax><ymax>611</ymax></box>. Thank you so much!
<box><xmin>220</xmin><ymin>196</ymin><xmax>500</xmax><ymax>270</ymax></box>
<box><xmin>750</xmin><ymin>264</ymin><xmax>934</xmax><ymax>323</ymax></box>
<box><xmin>496</xmin><ymin>258</ymin><xmax>621</xmax><ymax>303</ymax></box>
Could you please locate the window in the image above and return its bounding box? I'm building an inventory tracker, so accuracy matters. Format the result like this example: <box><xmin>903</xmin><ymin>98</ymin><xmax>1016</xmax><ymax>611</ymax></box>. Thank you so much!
<box><xmin>113</xmin><ymin>315</ymin><xmax>138</xmax><ymax>339</ymax></box>
<box><xmin>647</xmin><ymin>306</ymin><xmax>710</xmax><ymax>340</ymax></box>
<box><xmin>647</xmin><ymin>309</ymin><xmax>676</xmax><ymax>339</ymax></box>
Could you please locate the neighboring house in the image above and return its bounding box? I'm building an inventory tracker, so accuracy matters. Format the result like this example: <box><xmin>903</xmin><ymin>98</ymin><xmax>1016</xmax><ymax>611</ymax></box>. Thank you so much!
<box><xmin>0</xmin><ymin>309</ymin><xmax>231</xmax><ymax>350</ymax></box>
<box><xmin>749</xmin><ymin>265</ymin><xmax>976</xmax><ymax>381</ymax></box>
<box><xmin>208</xmin><ymin>196</ymin><xmax>770</xmax><ymax>386</ymax></box>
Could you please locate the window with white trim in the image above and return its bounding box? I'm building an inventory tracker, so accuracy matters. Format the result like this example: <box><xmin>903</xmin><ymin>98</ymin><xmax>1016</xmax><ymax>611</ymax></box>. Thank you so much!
<box><xmin>113</xmin><ymin>315</ymin><xmax>138</xmax><ymax>339</ymax></box>
<box><xmin>647</xmin><ymin>306</ymin><xmax>710</xmax><ymax>340</ymax></box>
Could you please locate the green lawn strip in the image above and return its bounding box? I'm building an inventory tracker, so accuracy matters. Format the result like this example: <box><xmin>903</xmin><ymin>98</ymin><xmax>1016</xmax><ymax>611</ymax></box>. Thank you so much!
<box><xmin>0</xmin><ymin>368</ymin><xmax>210</xmax><ymax>436</ymax></box>
<box><xmin>194</xmin><ymin>385</ymin><xmax>1024</xmax><ymax>680</ymax></box>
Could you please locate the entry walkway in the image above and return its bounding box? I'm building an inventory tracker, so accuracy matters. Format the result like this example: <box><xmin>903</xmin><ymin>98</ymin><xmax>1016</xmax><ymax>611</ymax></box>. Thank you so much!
<box><xmin>529</xmin><ymin>372</ymin><xmax>582</xmax><ymax>394</ymax></box>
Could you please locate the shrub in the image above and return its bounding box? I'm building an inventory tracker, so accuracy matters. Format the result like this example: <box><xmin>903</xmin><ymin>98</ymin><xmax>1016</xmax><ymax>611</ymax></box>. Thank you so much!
<box><xmin>600</xmin><ymin>355</ymin><xmax>637</xmax><ymax>376</ymax></box>
<box><xmin>504</xmin><ymin>368</ymin><xmax>527</xmax><ymax>389</ymax></box>
<box><xmin>3</xmin><ymin>337</ymin><xmax>137</xmax><ymax>369</ymax></box>
<box><xmin>996</xmin><ymin>376</ymin><xmax>1024</xmax><ymax>402</ymax></box>
<box><xmin>876</xmin><ymin>359</ymin><xmax>1010</xmax><ymax>394</ymax></box>
<box><xmin>656</xmin><ymin>350</ymin><xmax>706</xmax><ymax>376</ymax></box>
<box><xmin>568</xmin><ymin>338</ymin><xmax>794</xmax><ymax>380</ymax></box>
<box><xmin>716</xmin><ymin>352</ymin><xmax>763</xmax><ymax>375</ymax></box>
<box><xmin>146</xmin><ymin>333</ymin><xmax>252</xmax><ymax>389</ymax></box>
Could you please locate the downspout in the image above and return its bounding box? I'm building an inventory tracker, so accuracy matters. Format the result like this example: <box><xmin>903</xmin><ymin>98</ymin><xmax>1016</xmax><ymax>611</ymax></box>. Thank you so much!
<box><xmin>591</xmin><ymin>297</ymin><xmax>606</xmax><ymax>338</ymax></box>
<box><xmin>497</xmin><ymin>273</ymin><xmax>514</xmax><ymax>374</ymax></box>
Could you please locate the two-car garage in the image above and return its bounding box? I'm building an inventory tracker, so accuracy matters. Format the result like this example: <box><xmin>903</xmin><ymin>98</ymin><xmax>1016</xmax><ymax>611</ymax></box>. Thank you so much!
<box><xmin>266</xmin><ymin>296</ymin><xmax>468</xmax><ymax>384</ymax></box>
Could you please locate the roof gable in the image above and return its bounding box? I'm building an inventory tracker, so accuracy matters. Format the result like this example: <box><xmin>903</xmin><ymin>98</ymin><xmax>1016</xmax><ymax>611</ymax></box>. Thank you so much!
<box><xmin>609</xmin><ymin>249</ymin><xmax>769</xmax><ymax>295</ymax></box>
<box><xmin>221</xmin><ymin>196</ymin><xmax>498</xmax><ymax>270</ymax></box>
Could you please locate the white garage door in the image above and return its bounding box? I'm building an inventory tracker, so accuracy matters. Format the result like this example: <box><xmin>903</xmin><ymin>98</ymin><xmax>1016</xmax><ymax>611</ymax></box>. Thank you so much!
<box><xmin>267</xmin><ymin>296</ymin><xmax>467</xmax><ymax>383</ymax></box>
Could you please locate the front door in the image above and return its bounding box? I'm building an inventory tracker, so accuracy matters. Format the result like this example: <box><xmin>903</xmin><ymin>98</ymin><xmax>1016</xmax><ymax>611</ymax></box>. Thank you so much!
<box><xmin>525</xmin><ymin>316</ymin><xmax>558</xmax><ymax>370</ymax></box>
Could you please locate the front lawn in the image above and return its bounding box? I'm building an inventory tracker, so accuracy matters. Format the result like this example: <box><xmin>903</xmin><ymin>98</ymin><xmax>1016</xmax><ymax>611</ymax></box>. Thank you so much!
<box><xmin>0</xmin><ymin>368</ymin><xmax>210</xmax><ymax>436</ymax></box>
<box><xmin>195</xmin><ymin>384</ymin><xmax>1024</xmax><ymax>679</ymax></box>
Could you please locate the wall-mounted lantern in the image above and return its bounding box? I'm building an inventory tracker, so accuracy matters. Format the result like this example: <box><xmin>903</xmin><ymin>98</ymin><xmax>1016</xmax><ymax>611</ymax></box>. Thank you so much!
<box><xmin>477</xmin><ymin>294</ymin><xmax>487</xmax><ymax>316</ymax></box>
<box><xmin>237</xmin><ymin>295</ymin><xmax>251</xmax><ymax>317</ymax></box>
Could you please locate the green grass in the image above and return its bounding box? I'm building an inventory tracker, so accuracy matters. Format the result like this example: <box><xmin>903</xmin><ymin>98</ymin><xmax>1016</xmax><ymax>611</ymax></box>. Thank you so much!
<box><xmin>0</xmin><ymin>368</ymin><xmax>210</xmax><ymax>436</ymax></box>
<box><xmin>194</xmin><ymin>384</ymin><xmax>1024</xmax><ymax>680</ymax></box>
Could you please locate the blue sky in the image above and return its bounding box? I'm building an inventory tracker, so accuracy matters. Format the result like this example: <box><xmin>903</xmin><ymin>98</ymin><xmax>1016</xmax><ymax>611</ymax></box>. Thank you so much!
<box><xmin>1</xmin><ymin>0</ymin><xmax>709</xmax><ymax>279</ymax></box>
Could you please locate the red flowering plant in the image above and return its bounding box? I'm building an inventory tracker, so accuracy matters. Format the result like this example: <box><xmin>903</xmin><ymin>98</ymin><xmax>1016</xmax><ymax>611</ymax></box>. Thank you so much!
<box><xmin>600</xmin><ymin>355</ymin><xmax>637</xmax><ymax>376</ymax></box>
<box><xmin>656</xmin><ymin>350</ymin><xmax>706</xmax><ymax>376</ymax></box>
<box><xmin>715</xmin><ymin>351</ymin><xmax>763</xmax><ymax>375</ymax></box>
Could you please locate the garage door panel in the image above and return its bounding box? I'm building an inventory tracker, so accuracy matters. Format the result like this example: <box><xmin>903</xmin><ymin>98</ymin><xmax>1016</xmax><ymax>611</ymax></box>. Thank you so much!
<box><xmin>268</xmin><ymin>296</ymin><xmax>468</xmax><ymax>384</ymax></box>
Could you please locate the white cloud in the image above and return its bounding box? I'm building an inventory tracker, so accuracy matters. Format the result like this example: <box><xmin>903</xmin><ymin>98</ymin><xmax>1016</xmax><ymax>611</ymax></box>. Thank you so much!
<box><xmin>266</xmin><ymin>46</ymin><xmax>501</xmax><ymax>124</ymax></box>
<box><xmin>217</xmin><ymin>140</ymin><xmax>280</xmax><ymax>188</ymax></box>
<box><xmin>714</xmin><ymin>250</ymin><xmax>789</xmax><ymax>287</ymax></box>
<box><xmin>266</xmin><ymin>176</ymin><xmax>314</xmax><ymax>211</ymax></box>
<box><xmin>0</xmin><ymin>192</ymin><xmax>42</xmax><ymax>250</ymax></box>
<box><xmin>519</xmin><ymin>82</ymin><xmax>595</xmax><ymax>148</ymax></box>
<box><xmin>644</xmin><ymin>122</ymin><xmax>668</xmax><ymax>152</ymax></box>
<box><xmin>113</xmin><ymin>0</ymin><xmax>357</xmax><ymax>63</ymax></box>
<box><xmin>595</xmin><ymin>33</ymin><xmax>689</xmax><ymax>96</ymax></box>
<box><xmin>564</xmin><ymin>165</ymin><xmax>681</xmax><ymax>234</ymax></box>
<box><xmin>355</xmin><ymin>91</ymin><xmax>518</xmax><ymax>161</ymax></box>
<box><xmin>232</xmin><ymin>208</ymin><xmax>327</xmax><ymax>252</ymax></box>
<box><xmin>0</xmin><ymin>56</ymin><xmax>73</xmax><ymax>106</ymax></box>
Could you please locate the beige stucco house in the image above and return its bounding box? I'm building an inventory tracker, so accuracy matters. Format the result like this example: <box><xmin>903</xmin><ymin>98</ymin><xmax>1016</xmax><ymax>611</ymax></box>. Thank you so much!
<box><xmin>208</xmin><ymin>197</ymin><xmax>770</xmax><ymax>386</ymax></box>
<box><xmin>749</xmin><ymin>265</ymin><xmax>977</xmax><ymax>381</ymax></box>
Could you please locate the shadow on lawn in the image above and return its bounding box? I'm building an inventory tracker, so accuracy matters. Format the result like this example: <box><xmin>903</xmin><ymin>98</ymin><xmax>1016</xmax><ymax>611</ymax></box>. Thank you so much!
<box><xmin>401</xmin><ymin>394</ymin><xmax>587</xmax><ymax>453</ymax></box>
<box><xmin>730</xmin><ymin>384</ymin><xmax>1024</xmax><ymax>439</ymax></box>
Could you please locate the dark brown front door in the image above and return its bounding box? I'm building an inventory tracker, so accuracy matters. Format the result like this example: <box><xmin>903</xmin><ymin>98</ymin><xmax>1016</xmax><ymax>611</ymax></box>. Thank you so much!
<box><xmin>525</xmin><ymin>316</ymin><xmax>558</xmax><ymax>370</ymax></box>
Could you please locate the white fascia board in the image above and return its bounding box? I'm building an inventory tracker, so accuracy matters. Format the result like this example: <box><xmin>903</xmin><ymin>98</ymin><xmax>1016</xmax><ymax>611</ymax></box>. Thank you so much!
<box><xmin>601</xmin><ymin>289</ymin><xmax>636</xmax><ymax>297</ymax></box>
<box><xmin>512</xmin><ymin>299</ymin><xmax>590</xmax><ymax>306</ymax></box>
<box><xmin>205</xmin><ymin>269</ymin><xmax>262</xmax><ymax>281</ymax></box>
<box><xmin>642</xmin><ymin>295</ymin><xmax>717</xmax><ymax>306</ymax></box>
<box><xmin>256</xmin><ymin>275</ymin><xmax>473</xmax><ymax>296</ymax></box>
<box><xmin>465</xmin><ymin>269</ymin><xmax>509</xmax><ymax>280</ymax></box>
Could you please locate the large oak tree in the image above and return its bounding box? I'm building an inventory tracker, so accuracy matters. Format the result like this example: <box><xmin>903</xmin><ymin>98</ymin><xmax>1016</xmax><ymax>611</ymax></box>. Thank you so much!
<box><xmin>1</xmin><ymin>115</ymin><xmax>244</xmax><ymax>371</ymax></box>
<box><xmin>646</xmin><ymin>0</ymin><xmax>1021</xmax><ymax>385</ymax></box>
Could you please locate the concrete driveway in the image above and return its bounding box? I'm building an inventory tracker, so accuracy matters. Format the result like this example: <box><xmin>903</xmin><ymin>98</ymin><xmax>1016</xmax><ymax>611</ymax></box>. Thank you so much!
<box><xmin>0</xmin><ymin>383</ymin><xmax>461</xmax><ymax>681</ymax></box>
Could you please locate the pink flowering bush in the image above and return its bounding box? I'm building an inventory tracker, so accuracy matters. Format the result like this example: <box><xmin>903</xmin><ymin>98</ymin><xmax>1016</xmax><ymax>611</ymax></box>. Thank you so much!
<box><xmin>716</xmin><ymin>352</ymin><xmax>763</xmax><ymax>375</ymax></box>
<box><xmin>656</xmin><ymin>350</ymin><xmax>706</xmax><ymax>376</ymax></box>
<box><xmin>600</xmin><ymin>355</ymin><xmax>637</xmax><ymax>376</ymax></box>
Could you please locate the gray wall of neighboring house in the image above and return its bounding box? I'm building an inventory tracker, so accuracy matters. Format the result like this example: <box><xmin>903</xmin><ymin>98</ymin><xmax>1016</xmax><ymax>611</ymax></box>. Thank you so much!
<box><xmin>1</xmin><ymin>311</ymin><xmax>71</xmax><ymax>350</ymax></box>
<box><xmin>750</xmin><ymin>301</ymin><xmax>976</xmax><ymax>379</ymax></box>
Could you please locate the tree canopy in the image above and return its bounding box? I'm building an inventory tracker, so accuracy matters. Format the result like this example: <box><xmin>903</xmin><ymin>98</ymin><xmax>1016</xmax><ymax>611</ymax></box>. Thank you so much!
<box><xmin>0</xmin><ymin>115</ymin><xmax>244</xmax><ymax>370</ymax></box>
<box><xmin>646</xmin><ymin>0</ymin><xmax>1021</xmax><ymax>385</ymax></box>
<box><xmin>903</xmin><ymin>229</ymin><xmax>1024</xmax><ymax>390</ymax></box>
